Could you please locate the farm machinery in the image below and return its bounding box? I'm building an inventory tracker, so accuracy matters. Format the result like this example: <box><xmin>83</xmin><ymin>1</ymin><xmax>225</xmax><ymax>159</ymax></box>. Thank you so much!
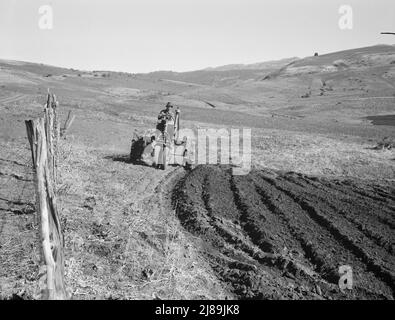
<box><xmin>130</xmin><ymin>108</ymin><xmax>192</xmax><ymax>170</ymax></box>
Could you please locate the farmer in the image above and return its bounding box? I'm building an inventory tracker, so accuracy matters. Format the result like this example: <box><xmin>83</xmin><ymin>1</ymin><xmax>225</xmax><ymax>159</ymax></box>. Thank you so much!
<box><xmin>156</xmin><ymin>102</ymin><xmax>174</xmax><ymax>132</ymax></box>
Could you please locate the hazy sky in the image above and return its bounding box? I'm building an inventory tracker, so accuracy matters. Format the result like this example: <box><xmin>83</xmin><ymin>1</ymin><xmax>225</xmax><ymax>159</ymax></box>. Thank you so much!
<box><xmin>1</xmin><ymin>0</ymin><xmax>394</xmax><ymax>73</ymax></box>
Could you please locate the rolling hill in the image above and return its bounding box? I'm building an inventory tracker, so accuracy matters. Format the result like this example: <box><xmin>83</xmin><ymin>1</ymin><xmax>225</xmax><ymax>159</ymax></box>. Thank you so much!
<box><xmin>0</xmin><ymin>44</ymin><xmax>394</xmax><ymax>300</ymax></box>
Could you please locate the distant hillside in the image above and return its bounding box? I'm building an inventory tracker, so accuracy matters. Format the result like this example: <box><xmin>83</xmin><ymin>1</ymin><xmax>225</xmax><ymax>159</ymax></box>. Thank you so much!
<box><xmin>292</xmin><ymin>44</ymin><xmax>395</xmax><ymax>68</ymax></box>
<box><xmin>0</xmin><ymin>59</ymin><xmax>80</xmax><ymax>77</ymax></box>
<box><xmin>266</xmin><ymin>44</ymin><xmax>395</xmax><ymax>78</ymax></box>
<box><xmin>203</xmin><ymin>57</ymin><xmax>299</xmax><ymax>71</ymax></box>
<box><xmin>1</xmin><ymin>44</ymin><xmax>394</xmax><ymax>125</ymax></box>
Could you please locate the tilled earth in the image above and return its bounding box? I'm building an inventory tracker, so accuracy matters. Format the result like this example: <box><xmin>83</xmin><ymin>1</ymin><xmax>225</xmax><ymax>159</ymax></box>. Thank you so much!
<box><xmin>173</xmin><ymin>165</ymin><xmax>395</xmax><ymax>300</ymax></box>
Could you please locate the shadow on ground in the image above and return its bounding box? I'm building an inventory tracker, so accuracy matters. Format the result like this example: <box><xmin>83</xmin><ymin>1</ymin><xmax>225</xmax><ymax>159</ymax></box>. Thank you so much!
<box><xmin>104</xmin><ymin>154</ymin><xmax>131</xmax><ymax>164</ymax></box>
<box><xmin>104</xmin><ymin>154</ymin><xmax>153</xmax><ymax>168</ymax></box>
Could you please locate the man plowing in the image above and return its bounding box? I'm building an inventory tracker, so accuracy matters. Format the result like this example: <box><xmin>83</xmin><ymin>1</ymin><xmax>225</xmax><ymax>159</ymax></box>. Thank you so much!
<box><xmin>157</xmin><ymin>102</ymin><xmax>174</xmax><ymax>132</ymax></box>
<box><xmin>130</xmin><ymin>102</ymin><xmax>192</xmax><ymax>170</ymax></box>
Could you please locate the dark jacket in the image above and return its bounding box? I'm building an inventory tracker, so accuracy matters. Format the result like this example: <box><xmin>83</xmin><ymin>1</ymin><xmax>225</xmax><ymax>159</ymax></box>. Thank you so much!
<box><xmin>158</xmin><ymin>109</ymin><xmax>174</xmax><ymax>122</ymax></box>
<box><xmin>157</xmin><ymin>109</ymin><xmax>174</xmax><ymax>132</ymax></box>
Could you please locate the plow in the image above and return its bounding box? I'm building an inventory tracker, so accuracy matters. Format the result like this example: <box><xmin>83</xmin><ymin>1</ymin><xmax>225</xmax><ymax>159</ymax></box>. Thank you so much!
<box><xmin>130</xmin><ymin>108</ymin><xmax>192</xmax><ymax>169</ymax></box>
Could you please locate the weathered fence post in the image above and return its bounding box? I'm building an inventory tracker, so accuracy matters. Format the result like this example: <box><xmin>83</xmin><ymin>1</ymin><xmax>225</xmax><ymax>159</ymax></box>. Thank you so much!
<box><xmin>60</xmin><ymin>110</ymin><xmax>75</xmax><ymax>138</ymax></box>
<box><xmin>25</xmin><ymin>93</ymin><xmax>67</xmax><ymax>300</ymax></box>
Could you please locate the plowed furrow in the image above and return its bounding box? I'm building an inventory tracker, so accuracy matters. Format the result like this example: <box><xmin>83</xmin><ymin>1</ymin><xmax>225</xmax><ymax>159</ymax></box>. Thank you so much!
<box><xmin>335</xmin><ymin>183</ymin><xmax>395</xmax><ymax>217</ymax></box>
<box><xmin>333</xmin><ymin>179</ymin><xmax>392</xmax><ymax>203</ymax></box>
<box><xmin>173</xmin><ymin>165</ymin><xmax>394</xmax><ymax>299</ymax></box>
<box><xmin>230</xmin><ymin>174</ymin><xmax>314</xmax><ymax>266</ymax></box>
<box><xmin>281</xmin><ymin>174</ymin><xmax>395</xmax><ymax>255</ymax></box>
<box><xmin>372</xmin><ymin>186</ymin><xmax>395</xmax><ymax>202</ymax></box>
<box><xmin>201</xmin><ymin>168</ymin><xmax>298</xmax><ymax>270</ymax></box>
<box><xmin>201</xmin><ymin>169</ymin><xmax>263</xmax><ymax>257</ymax></box>
<box><xmin>295</xmin><ymin>174</ymin><xmax>395</xmax><ymax>230</ymax></box>
<box><xmin>228</xmin><ymin>175</ymin><xmax>276</xmax><ymax>254</ymax></box>
<box><xmin>174</xmin><ymin>167</ymin><xmax>260</xmax><ymax>268</ymax></box>
<box><xmin>324</xmin><ymin>180</ymin><xmax>395</xmax><ymax>216</ymax></box>
<box><xmin>259</xmin><ymin>175</ymin><xmax>395</xmax><ymax>296</ymax></box>
<box><xmin>174</xmin><ymin>167</ymin><xmax>287</xmax><ymax>298</ymax></box>
<box><xmin>252</xmin><ymin>178</ymin><xmax>347</xmax><ymax>283</ymax></box>
<box><xmin>174</xmin><ymin>166</ymin><xmax>216</xmax><ymax>238</ymax></box>
<box><xmin>254</xmin><ymin>174</ymin><xmax>393</xmax><ymax>298</ymax></box>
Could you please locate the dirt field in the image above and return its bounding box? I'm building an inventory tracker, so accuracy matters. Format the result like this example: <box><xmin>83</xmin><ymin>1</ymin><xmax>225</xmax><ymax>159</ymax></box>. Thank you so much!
<box><xmin>174</xmin><ymin>165</ymin><xmax>395</xmax><ymax>299</ymax></box>
<box><xmin>0</xmin><ymin>45</ymin><xmax>394</xmax><ymax>300</ymax></box>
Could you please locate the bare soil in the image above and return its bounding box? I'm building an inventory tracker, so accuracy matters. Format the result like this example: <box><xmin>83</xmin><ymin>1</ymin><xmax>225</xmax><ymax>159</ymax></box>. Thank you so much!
<box><xmin>173</xmin><ymin>165</ymin><xmax>395</xmax><ymax>300</ymax></box>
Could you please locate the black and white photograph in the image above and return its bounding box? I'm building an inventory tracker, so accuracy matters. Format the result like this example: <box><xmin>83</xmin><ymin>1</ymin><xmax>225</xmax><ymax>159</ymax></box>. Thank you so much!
<box><xmin>0</xmin><ymin>0</ymin><xmax>394</xmax><ymax>307</ymax></box>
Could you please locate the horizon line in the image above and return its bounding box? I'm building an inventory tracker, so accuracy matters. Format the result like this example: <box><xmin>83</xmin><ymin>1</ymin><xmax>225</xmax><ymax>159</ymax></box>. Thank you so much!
<box><xmin>1</xmin><ymin>43</ymin><xmax>394</xmax><ymax>75</ymax></box>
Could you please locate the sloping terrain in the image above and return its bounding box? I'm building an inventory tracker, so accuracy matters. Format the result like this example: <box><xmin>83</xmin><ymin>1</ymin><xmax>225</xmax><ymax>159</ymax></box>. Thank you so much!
<box><xmin>1</xmin><ymin>44</ymin><xmax>395</xmax><ymax>130</ymax></box>
<box><xmin>0</xmin><ymin>44</ymin><xmax>394</xmax><ymax>299</ymax></box>
<box><xmin>174</xmin><ymin>165</ymin><xmax>395</xmax><ymax>300</ymax></box>
<box><xmin>203</xmin><ymin>57</ymin><xmax>299</xmax><ymax>71</ymax></box>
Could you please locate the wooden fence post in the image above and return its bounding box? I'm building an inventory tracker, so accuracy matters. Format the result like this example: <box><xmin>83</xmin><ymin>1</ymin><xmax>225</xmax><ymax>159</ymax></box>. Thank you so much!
<box><xmin>25</xmin><ymin>94</ymin><xmax>67</xmax><ymax>300</ymax></box>
<box><xmin>60</xmin><ymin>110</ymin><xmax>75</xmax><ymax>138</ymax></box>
